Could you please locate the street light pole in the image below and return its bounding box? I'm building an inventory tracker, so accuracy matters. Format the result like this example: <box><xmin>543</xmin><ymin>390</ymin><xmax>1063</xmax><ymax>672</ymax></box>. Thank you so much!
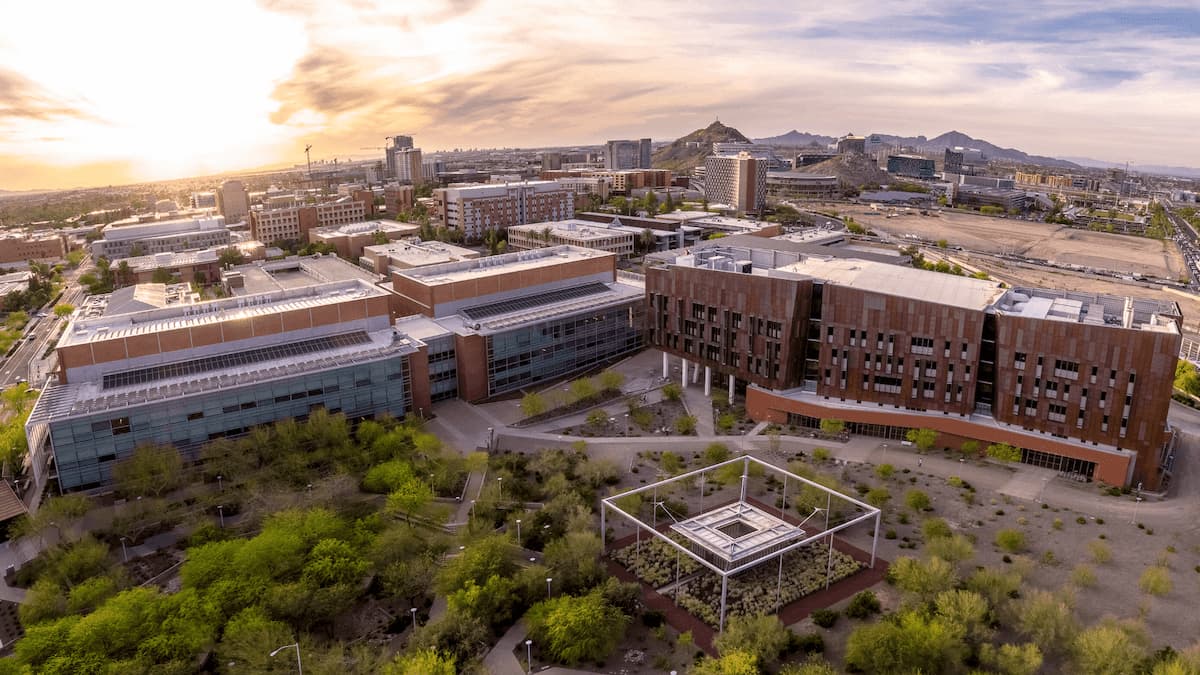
<box><xmin>497</xmin><ymin>476</ymin><xmax>503</xmax><ymax>502</ymax></box>
<box><xmin>410</xmin><ymin>607</ymin><xmax>418</xmax><ymax>631</ymax></box>
<box><xmin>217</xmin><ymin>505</ymin><xmax>225</xmax><ymax>528</ymax></box>
<box><xmin>546</xmin><ymin>577</ymin><xmax>553</xmax><ymax>598</ymax></box>
<box><xmin>516</xmin><ymin>519</ymin><xmax>522</xmax><ymax>544</ymax></box>
<box><xmin>525</xmin><ymin>639</ymin><xmax>533</xmax><ymax>675</ymax></box>
<box><xmin>217</xmin><ymin>474</ymin><xmax>223</xmax><ymax>492</ymax></box>
<box><xmin>269</xmin><ymin>642</ymin><xmax>303</xmax><ymax>675</ymax></box>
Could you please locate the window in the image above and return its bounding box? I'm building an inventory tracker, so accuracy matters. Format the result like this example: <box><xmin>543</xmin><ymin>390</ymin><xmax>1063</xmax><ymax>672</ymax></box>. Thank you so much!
<box><xmin>187</xmin><ymin>412</ymin><xmax>204</xmax><ymax>421</ymax></box>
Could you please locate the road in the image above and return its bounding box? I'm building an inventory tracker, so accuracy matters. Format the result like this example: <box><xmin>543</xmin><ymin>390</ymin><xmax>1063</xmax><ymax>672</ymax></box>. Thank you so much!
<box><xmin>0</xmin><ymin>258</ymin><xmax>88</xmax><ymax>388</ymax></box>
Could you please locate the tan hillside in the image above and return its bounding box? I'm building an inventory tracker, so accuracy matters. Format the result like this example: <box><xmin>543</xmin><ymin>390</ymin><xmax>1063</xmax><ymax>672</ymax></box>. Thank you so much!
<box><xmin>652</xmin><ymin>121</ymin><xmax>750</xmax><ymax>172</ymax></box>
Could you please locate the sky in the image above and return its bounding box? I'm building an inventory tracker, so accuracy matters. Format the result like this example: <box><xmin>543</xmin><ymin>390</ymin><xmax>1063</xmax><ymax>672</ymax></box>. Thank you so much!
<box><xmin>2</xmin><ymin>0</ymin><xmax>1200</xmax><ymax>191</ymax></box>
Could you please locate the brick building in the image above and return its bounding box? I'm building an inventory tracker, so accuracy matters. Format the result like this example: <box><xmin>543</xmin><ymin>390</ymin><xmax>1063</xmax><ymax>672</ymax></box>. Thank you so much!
<box><xmin>0</xmin><ymin>232</ymin><xmax>66</xmax><ymax>265</ymax></box>
<box><xmin>432</xmin><ymin>181</ymin><xmax>573</xmax><ymax>242</ymax></box>
<box><xmin>248</xmin><ymin>198</ymin><xmax>367</xmax><ymax>244</ymax></box>
<box><xmin>645</xmin><ymin>241</ymin><xmax>1182</xmax><ymax>489</ymax></box>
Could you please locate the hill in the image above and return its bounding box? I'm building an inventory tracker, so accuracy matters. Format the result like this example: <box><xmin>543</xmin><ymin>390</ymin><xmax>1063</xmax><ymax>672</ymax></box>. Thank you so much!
<box><xmin>754</xmin><ymin>129</ymin><xmax>835</xmax><ymax>147</ymax></box>
<box><xmin>798</xmin><ymin>154</ymin><xmax>890</xmax><ymax>188</ymax></box>
<box><xmin>652</xmin><ymin>121</ymin><xmax>750</xmax><ymax>172</ymax></box>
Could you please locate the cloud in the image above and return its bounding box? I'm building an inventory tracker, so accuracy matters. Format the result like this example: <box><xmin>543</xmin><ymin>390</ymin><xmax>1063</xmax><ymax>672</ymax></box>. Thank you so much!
<box><xmin>0</xmin><ymin>68</ymin><xmax>90</xmax><ymax>122</ymax></box>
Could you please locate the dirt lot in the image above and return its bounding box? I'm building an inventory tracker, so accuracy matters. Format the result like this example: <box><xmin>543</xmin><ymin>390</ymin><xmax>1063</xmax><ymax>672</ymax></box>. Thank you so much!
<box><xmin>842</xmin><ymin>206</ymin><xmax>1186</xmax><ymax>280</ymax></box>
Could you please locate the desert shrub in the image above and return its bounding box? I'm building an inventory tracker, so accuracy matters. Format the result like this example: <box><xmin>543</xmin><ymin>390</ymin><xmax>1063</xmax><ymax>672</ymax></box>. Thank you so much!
<box><xmin>995</xmin><ymin>529</ymin><xmax>1026</xmax><ymax>553</ymax></box>
<box><xmin>844</xmin><ymin>591</ymin><xmax>881</xmax><ymax>619</ymax></box>
<box><xmin>1139</xmin><ymin>566</ymin><xmax>1172</xmax><ymax>596</ymax></box>
<box><xmin>810</xmin><ymin>609</ymin><xmax>838</xmax><ymax>628</ymax></box>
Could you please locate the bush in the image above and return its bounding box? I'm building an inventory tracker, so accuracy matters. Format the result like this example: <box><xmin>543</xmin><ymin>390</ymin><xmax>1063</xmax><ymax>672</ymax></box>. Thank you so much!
<box><xmin>1088</xmin><ymin>540</ymin><xmax>1112</xmax><ymax>564</ymax></box>
<box><xmin>1076</xmin><ymin>516</ymin><xmax>1087</xmax><ymax>525</ymax></box>
<box><xmin>661</xmin><ymin>382</ymin><xmax>682</xmax><ymax>402</ymax></box>
<box><xmin>875</xmin><ymin>464</ymin><xmax>895</xmax><ymax>479</ymax></box>
<box><xmin>1052</xmin><ymin>518</ymin><xmax>1064</xmax><ymax>530</ymax></box>
<box><xmin>922</xmin><ymin>517</ymin><xmax>951</xmax><ymax>540</ymax></box>
<box><xmin>813</xmin><ymin>448</ymin><xmax>831</xmax><ymax>462</ymax></box>
<box><xmin>1071</xmin><ymin>564</ymin><xmax>1097</xmax><ymax>588</ymax></box>
<box><xmin>674</xmin><ymin>415</ymin><xmax>698</xmax><ymax>435</ymax></box>
<box><xmin>810</xmin><ymin>609</ymin><xmax>838</xmax><ymax>628</ymax></box>
<box><xmin>1139</xmin><ymin>566</ymin><xmax>1171</xmax><ymax>596</ymax></box>
<box><xmin>905</xmin><ymin>489</ymin><xmax>932</xmax><ymax>512</ymax></box>
<box><xmin>844</xmin><ymin>591</ymin><xmax>881</xmax><ymax>619</ymax></box>
<box><xmin>792</xmin><ymin>632</ymin><xmax>825</xmax><ymax>655</ymax></box>
<box><xmin>946</xmin><ymin>476</ymin><xmax>964</xmax><ymax>488</ymax></box>
<box><xmin>995</xmin><ymin>529</ymin><xmax>1026</xmax><ymax>553</ymax></box>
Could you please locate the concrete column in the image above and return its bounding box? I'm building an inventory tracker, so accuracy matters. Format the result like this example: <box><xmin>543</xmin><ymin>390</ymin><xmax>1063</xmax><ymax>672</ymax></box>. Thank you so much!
<box><xmin>704</xmin><ymin>366</ymin><xmax>712</xmax><ymax>396</ymax></box>
<box><xmin>728</xmin><ymin>374</ymin><xmax>735</xmax><ymax>405</ymax></box>
<box><xmin>681</xmin><ymin>358</ymin><xmax>688</xmax><ymax>388</ymax></box>
<box><xmin>662</xmin><ymin>351</ymin><xmax>669</xmax><ymax>379</ymax></box>
<box><xmin>692</xmin><ymin>360</ymin><xmax>700</xmax><ymax>384</ymax></box>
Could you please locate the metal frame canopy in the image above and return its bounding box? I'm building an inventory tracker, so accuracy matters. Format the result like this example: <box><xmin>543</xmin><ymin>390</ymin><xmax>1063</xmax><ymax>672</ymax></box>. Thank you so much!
<box><xmin>600</xmin><ymin>454</ymin><xmax>882</xmax><ymax>632</ymax></box>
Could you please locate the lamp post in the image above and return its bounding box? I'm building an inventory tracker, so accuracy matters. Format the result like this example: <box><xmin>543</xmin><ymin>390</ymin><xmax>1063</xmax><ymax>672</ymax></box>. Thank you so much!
<box><xmin>515</xmin><ymin>519</ymin><xmax>522</xmax><ymax>543</ymax></box>
<box><xmin>217</xmin><ymin>474</ymin><xmax>223</xmax><ymax>492</ymax></box>
<box><xmin>525</xmin><ymin>639</ymin><xmax>533</xmax><ymax>675</ymax></box>
<box><xmin>497</xmin><ymin>476</ymin><xmax>503</xmax><ymax>502</ymax></box>
<box><xmin>409</xmin><ymin>607</ymin><xmax>418</xmax><ymax>631</ymax></box>
<box><xmin>487</xmin><ymin>426</ymin><xmax>494</xmax><ymax>451</ymax></box>
<box><xmin>217</xmin><ymin>505</ymin><xmax>225</xmax><ymax>528</ymax></box>
<box><xmin>120</xmin><ymin>536</ymin><xmax>128</xmax><ymax>563</ymax></box>
<box><xmin>269</xmin><ymin>642</ymin><xmax>302</xmax><ymax>674</ymax></box>
<box><xmin>546</xmin><ymin>577</ymin><xmax>553</xmax><ymax>598</ymax></box>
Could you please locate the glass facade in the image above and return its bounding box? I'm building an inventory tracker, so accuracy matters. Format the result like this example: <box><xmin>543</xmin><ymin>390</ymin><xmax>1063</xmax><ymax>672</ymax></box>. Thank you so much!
<box><xmin>426</xmin><ymin>335</ymin><xmax>458</xmax><ymax>402</ymax></box>
<box><xmin>485</xmin><ymin>301</ymin><xmax>644</xmax><ymax>396</ymax></box>
<box><xmin>48</xmin><ymin>356</ymin><xmax>411</xmax><ymax>491</ymax></box>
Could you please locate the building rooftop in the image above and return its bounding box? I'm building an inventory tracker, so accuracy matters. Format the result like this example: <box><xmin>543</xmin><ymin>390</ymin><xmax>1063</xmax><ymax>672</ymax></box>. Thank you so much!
<box><xmin>772</xmin><ymin>229</ymin><xmax>846</xmax><ymax>246</ymax></box>
<box><xmin>100</xmin><ymin>215</ymin><xmax>226</xmax><ymax>240</ymax></box>
<box><xmin>226</xmin><ymin>255</ymin><xmax>382</xmax><ymax>296</ymax></box>
<box><xmin>363</xmin><ymin>240</ymin><xmax>478</xmax><ymax>270</ymax></box>
<box><xmin>31</xmin><ymin>325</ymin><xmax>418</xmax><ymax>423</ymax></box>
<box><xmin>777</xmin><ymin>257</ymin><xmax>1007</xmax><ymax>310</ymax></box>
<box><xmin>435</xmin><ymin>280</ymin><xmax>642</xmax><ymax>336</ymax></box>
<box><xmin>309</xmin><ymin>219</ymin><xmax>420</xmax><ymax>238</ymax></box>
<box><xmin>59</xmin><ymin>277</ymin><xmax>388</xmax><ymax>347</ymax></box>
<box><xmin>508</xmin><ymin>219</ymin><xmax>633</xmax><ymax>242</ymax></box>
<box><xmin>0</xmin><ymin>271</ymin><xmax>31</xmax><ymax>297</ymax></box>
<box><xmin>996</xmin><ymin>288</ymin><xmax>1180</xmax><ymax>332</ymax></box>
<box><xmin>767</xmin><ymin>172</ymin><xmax>839</xmax><ymax>181</ymax></box>
<box><xmin>396</xmin><ymin>246</ymin><xmax>612</xmax><ymax>286</ymax></box>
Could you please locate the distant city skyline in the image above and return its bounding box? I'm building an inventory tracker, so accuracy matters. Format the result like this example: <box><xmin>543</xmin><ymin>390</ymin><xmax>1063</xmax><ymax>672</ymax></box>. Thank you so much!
<box><xmin>2</xmin><ymin>1</ymin><xmax>1199</xmax><ymax>190</ymax></box>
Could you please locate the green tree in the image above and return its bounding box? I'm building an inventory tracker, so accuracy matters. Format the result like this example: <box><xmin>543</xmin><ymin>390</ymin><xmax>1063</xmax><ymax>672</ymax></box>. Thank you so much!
<box><xmin>980</xmin><ymin>643</ymin><xmax>1044</xmax><ymax>675</ymax></box>
<box><xmin>151</xmin><ymin>267</ymin><xmax>174</xmax><ymax>284</ymax></box>
<box><xmin>110</xmin><ymin>445</ymin><xmax>184</xmax><ymax>498</ymax></box>
<box><xmin>844</xmin><ymin>608</ymin><xmax>966</xmax><ymax>674</ymax></box>
<box><xmin>713</xmin><ymin>614</ymin><xmax>791</xmax><ymax>667</ymax></box>
<box><xmin>905</xmin><ymin>428</ymin><xmax>938</xmax><ymax>453</ymax></box>
<box><xmin>865</xmin><ymin>487</ymin><xmax>891</xmax><ymax>508</ymax></box>
<box><xmin>934</xmin><ymin>589</ymin><xmax>992</xmax><ymax>644</ymax></box>
<box><xmin>960</xmin><ymin>440</ymin><xmax>980</xmax><ymax>457</ymax></box>
<box><xmin>661</xmin><ymin>382</ymin><xmax>682</xmax><ymax>401</ymax></box>
<box><xmin>53</xmin><ymin>303</ymin><xmax>75</xmax><ymax>318</ymax></box>
<box><xmin>819</xmin><ymin>418</ymin><xmax>845</xmax><ymax>437</ymax></box>
<box><xmin>543</xmin><ymin>531</ymin><xmax>604</xmax><ymax>594</ymax></box>
<box><xmin>598</xmin><ymin>370</ymin><xmax>625</xmax><ymax>392</ymax></box>
<box><xmin>586</xmin><ymin>409</ymin><xmax>609</xmax><ymax>428</ymax></box>
<box><xmin>692</xmin><ymin>650</ymin><xmax>759</xmax><ymax>675</ymax></box>
<box><xmin>987</xmin><ymin>442</ymin><xmax>1022</xmax><ymax>462</ymax></box>
<box><xmin>525</xmin><ymin>589</ymin><xmax>629</xmax><ymax>665</ymax></box>
<box><xmin>1071</xmin><ymin>619</ymin><xmax>1151</xmax><ymax>675</ymax></box>
<box><xmin>520</xmin><ymin>391</ymin><xmax>548</xmax><ymax>417</ymax></box>
<box><xmin>383</xmin><ymin>648</ymin><xmax>456</xmax><ymax>675</ymax></box>
<box><xmin>1015</xmin><ymin>589</ymin><xmax>1078</xmax><ymax>654</ymax></box>
<box><xmin>387</xmin><ymin>475</ymin><xmax>435</xmax><ymax>525</ymax></box>
<box><xmin>218</xmin><ymin>247</ymin><xmax>247</xmax><ymax>267</ymax></box>
<box><xmin>889</xmin><ymin>555</ymin><xmax>957</xmax><ymax>601</ymax></box>
<box><xmin>568</xmin><ymin>377</ymin><xmax>597</xmax><ymax>402</ymax></box>
<box><xmin>674</xmin><ymin>415</ymin><xmax>697</xmax><ymax>435</ymax></box>
<box><xmin>660</xmin><ymin>451</ymin><xmax>685</xmax><ymax>475</ymax></box>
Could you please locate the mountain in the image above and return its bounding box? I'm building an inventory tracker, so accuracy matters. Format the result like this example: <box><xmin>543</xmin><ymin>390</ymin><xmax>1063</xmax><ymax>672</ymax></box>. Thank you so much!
<box><xmin>652</xmin><ymin>121</ymin><xmax>750</xmax><ymax>172</ymax></box>
<box><xmin>754</xmin><ymin>130</ymin><xmax>836</xmax><ymax>147</ymax></box>
<box><xmin>752</xmin><ymin>129</ymin><xmax>1081</xmax><ymax>170</ymax></box>
<box><xmin>1061</xmin><ymin>157</ymin><xmax>1200</xmax><ymax>179</ymax></box>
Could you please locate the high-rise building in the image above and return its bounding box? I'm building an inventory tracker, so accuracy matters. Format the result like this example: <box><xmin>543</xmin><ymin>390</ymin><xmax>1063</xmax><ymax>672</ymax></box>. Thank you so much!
<box><xmin>432</xmin><ymin>181</ymin><xmax>574</xmax><ymax>241</ymax></box>
<box><xmin>542</xmin><ymin>152</ymin><xmax>563</xmax><ymax>171</ymax></box>
<box><xmin>190</xmin><ymin>192</ymin><xmax>217</xmax><ymax>209</ymax></box>
<box><xmin>943</xmin><ymin>149</ymin><xmax>964</xmax><ymax>175</ymax></box>
<box><xmin>703</xmin><ymin>152</ymin><xmax>768</xmax><ymax>214</ymax></box>
<box><xmin>605</xmin><ymin>139</ymin><xmax>652</xmax><ymax>170</ymax></box>
<box><xmin>392</xmin><ymin>147</ymin><xmax>424</xmax><ymax>185</ymax></box>
<box><xmin>645</xmin><ymin>239</ymin><xmax>1182</xmax><ymax>489</ymax></box>
<box><xmin>216</xmin><ymin>180</ymin><xmax>250</xmax><ymax>224</ymax></box>
<box><xmin>385</xmin><ymin>135</ymin><xmax>415</xmax><ymax>178</ymax></box>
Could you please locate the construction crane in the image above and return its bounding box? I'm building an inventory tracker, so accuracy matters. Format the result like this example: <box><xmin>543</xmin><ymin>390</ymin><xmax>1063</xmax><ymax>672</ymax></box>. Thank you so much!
<box><xmin>304</xmin><ymin>144</ymin><xmax>313</xmax><ymax>178</ymax></box>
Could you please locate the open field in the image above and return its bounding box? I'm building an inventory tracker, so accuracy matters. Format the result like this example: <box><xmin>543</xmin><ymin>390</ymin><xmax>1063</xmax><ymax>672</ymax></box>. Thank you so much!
<box><xmin>838</xmin><ymin>205</ymin><xmax>1187</xmax><ymax>280</ymax></box>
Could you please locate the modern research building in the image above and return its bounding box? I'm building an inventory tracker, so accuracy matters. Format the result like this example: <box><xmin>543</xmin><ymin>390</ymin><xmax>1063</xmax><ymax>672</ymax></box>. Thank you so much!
<box><xmin>646</xmin><ymin>240</ymin><xmax>1181</xmax><ymax>489</ymax></box>
<box><xmin>25</xmin><ymin>268</ymin><xmax>431</xmax><ymax>492</ymax></box>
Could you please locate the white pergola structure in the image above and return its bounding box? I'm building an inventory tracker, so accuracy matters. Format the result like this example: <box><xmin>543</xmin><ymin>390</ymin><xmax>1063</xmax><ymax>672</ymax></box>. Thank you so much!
<box><xmin>600</xmin><ymin>454</ymin><xmax>882</xmax><ymax>632</ymax></box>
